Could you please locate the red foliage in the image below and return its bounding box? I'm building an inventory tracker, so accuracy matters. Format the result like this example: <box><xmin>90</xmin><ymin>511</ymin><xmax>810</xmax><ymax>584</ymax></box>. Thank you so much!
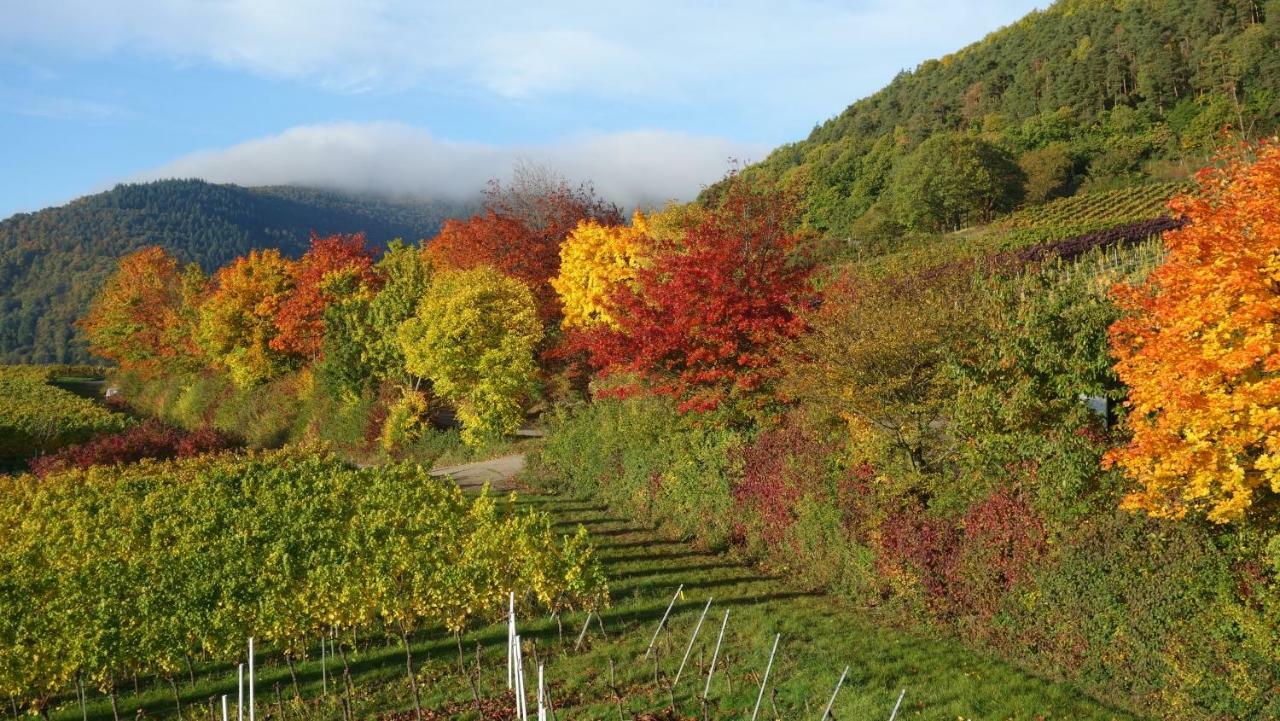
<box><xmin>580</xmin><ymin>176</ymin><xmax>813</xmax><ymax>413</ymax></box>
<box><xmin>951</xmin><ymin>489</ymin><xmax>1048</xmax><ymax>618</ymax></box>
<box><xmin>426</xmin><ymin>178</ymin><xmax>620</xmax><ymax>322</ymax></box>
<box><xmin>878</xmin><ymin>488</ymin><xmax>1047</xmax><ymax>619</ymax></box>
<box><xmin>733</xmin><ymin>423</ymin><xmax>830</xmax><ymax>545</ymax></box>
<box><xmin>879</xmin><ymin>508</ymin><xmax>962</xmax><ymax>606</ymax></box>
<box><xmin>271</xmin><ymin>233</ymin><xmax>380</xmax><ymax>358</ymax></box>
<box><xmin>28</xmin><ymin>420</ymin><xmax>239</xmax><ymax>477</ymax></box>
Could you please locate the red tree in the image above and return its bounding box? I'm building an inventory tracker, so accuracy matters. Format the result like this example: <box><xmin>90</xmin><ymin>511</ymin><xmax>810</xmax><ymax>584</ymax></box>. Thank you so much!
<box><xmin>271</xmin><ymin>232</ymin><xmax>380</xmax><ymax>358</ymax></box>
<box><xmin>578</xmin><ymin>175</ymin><xmax>813</xmax><ymax>413</ymax></box>
<box><xmin>426</xmin><ymin>169</ymin><xmax>620</xmax><ymax>321</ymax></box>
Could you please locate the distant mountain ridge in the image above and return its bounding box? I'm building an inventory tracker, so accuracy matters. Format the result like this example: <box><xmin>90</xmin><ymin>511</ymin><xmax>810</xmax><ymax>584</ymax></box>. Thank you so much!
<box><xmin>0</xmin><ymin>179</ymin><xmax>473</xmax><ymax>363</ymax></box>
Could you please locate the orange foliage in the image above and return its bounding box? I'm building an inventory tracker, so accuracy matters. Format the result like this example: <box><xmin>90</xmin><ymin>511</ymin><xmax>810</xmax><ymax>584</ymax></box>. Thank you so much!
<box><xmin>80</xmin><ymin>246</ymin><xmax>202</xmax><ymax>376</ymax></box>
<box><xmin>271</xmin><ymin>233</ymin><xmax>380</xmax><ymax>358</ymax></box>
<box><xmin>1108</xmin><ymin>142</ymin><xmax>1280</xmax><ymax>523</ymax></box>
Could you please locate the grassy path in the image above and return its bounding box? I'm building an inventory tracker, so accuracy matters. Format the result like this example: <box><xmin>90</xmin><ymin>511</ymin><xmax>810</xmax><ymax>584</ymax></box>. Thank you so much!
<box><xmin>48</xmin><ymin>491</ymin><xmax>1142</xmax><ymax>721</ymax></box>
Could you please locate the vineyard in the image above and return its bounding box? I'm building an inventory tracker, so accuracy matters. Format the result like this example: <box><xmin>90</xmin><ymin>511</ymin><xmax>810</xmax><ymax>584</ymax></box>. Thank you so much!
<box><xmin>996</xmin><ymin>182</ymin><xmax>1187</xmax><ymax>230</ymax></box>
<box><xmin>0</xmin><ymin>366</ymin><xmax>128</xmax><ymax>459</ymax></box>
<box><xmin>0</xmin><ymin>450</ymin><xmax>605</xmax><ymax>719</ymax></box>
<box><xmin>21</xmin><ymin>492</ymin><xmax>1138</xmax><ymax>721</ymax></box>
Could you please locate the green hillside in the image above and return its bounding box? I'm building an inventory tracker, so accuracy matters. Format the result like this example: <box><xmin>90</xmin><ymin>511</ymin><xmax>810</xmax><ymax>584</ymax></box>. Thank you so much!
<box><xmin>0</xmin><ymin>180</ymin><xmax>470</xmax><ymax>364</ymax></box>
<box><xmin>745</xmin><ymin>0</ymin><xmax>1280</xmax><ymax>236</ymax></box>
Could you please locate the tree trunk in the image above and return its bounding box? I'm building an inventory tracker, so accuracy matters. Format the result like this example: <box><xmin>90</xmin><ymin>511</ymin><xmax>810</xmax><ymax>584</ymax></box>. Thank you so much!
<box><xmin>169</xmin><ymin>676</ymin><xmax>183</xmax><ymax>719</ymax></box>
<box><xmin>455</xmin><ymin>632</ymin><xmax>483</xmax><ymax>717</ymax></box>
<box><xmin>77</xmin><ymin>671</ymin><xmax>87</xmax><ymax>721</ymax></box>
<box><xmin>185</xmin><ymin>655</ymin><xmax>196</xmax><ymax>687</ymax></box>
<box><xmin>398</xmin><ymin>626</ymin><xmax>423</xmax><ymax>721</ymax></box>
<box><xmin>285</xmin><ymin>654</ymin><xmax>301</xmax><ymax>700</ymax></box>
<box><xmin>273</xmin><ymin>683</ymin><xmax>286</xmax><ymax>721</ymax></box>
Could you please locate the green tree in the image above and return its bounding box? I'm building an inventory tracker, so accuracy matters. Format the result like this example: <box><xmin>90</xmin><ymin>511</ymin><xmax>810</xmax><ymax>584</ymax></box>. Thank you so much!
<box><xmin>1018</xmin><ymin>143</ymin><xmax>1077</xmax><ymax>205</ymax></box>
<box><xmin>887</xmin><ymin>132</ymin><xmax>1026</xmax><ymax>231</ymax></box>
<box><xmin>398</xmin><ymin>267</ymin><xmax>543</xmax><ymax>446</ymax></box>
<box><xmin>317</xmin><ymin>240</ymin><xmax>434</xmax><ymax>397</ymax></box>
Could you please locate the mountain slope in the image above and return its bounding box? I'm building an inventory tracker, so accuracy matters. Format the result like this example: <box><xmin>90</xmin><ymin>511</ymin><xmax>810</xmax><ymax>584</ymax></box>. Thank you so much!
<box><xmin>746</xmin><ymin>0</ymin><xmax>1280</xmax><ymax>236</ymax></box>
<box><xmin>0</xmin><ymin>179</ymin><xmax>470</xmax><ymax>363</ymax></box>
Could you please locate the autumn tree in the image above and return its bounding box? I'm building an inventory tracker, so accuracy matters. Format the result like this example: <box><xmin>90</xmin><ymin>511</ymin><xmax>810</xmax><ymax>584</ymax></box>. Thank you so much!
<box><xmin>271</xmin><ymin>233</ymin><xmax>380</xmax><ymax>358</ymax></box>
<box><xmin>581</xmin><ymin>174</ymin><xmax>813</xmax><ymax>415</ymax></box>
<box><xmin>426</xmin><ymin>165</ymin><xmax>620</xmax><ymax>321</ymax></box>
<box><xmin>80</xmin><ymin>246</ymin><xmax>204</xmax><ymax>376</ymax></box>
<box><xmin>318</xmin><ymin>240</ymin><xmax>434</xmax><ymax>395</ymax></box>
<box><xmin>196</xmin><ymin>249</ymin><xmax>295</xmax><ymax>387</ymax></box>
<box><xmin>1108</xmin><ymin>142</ymin><xmax>1280</xmax><ymax>523</ymax></box>
<box><xmin>782</xmin><ymin>268</ymin><xmax>978</xmax><ymax>475</ymax></box>
<box><xmin>552</xmin><ymin>211</ymin><xmax>653</xmax><ymax>329</ymax></box>
<box><xmin>397</xmin><ymin>267</ymin><xmax>543</xmax><ymax>445</ymax></box>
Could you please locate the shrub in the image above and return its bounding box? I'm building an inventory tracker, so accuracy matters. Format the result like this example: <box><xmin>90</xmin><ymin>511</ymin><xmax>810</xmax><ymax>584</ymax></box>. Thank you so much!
<box><xmin>530</xmin><ymin>395</ymin><xmax>742</xmax><ymax>546</ymax></box>
<box><xmin>380</xmin><ymin>390</ymin><xmax>430</xmax><ymax>454</ymax></box>
<box><xmin>28</xmin><ymin>420</ymin><xmax>239</xmax><ymax>476</ymax></box>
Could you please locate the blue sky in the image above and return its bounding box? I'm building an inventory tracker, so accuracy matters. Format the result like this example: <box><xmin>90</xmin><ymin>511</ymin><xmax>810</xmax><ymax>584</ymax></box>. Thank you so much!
<box><xmin>1</xmin><ymin>1</ymin><xmax>1045</xmax><ymax>217</ymax></box>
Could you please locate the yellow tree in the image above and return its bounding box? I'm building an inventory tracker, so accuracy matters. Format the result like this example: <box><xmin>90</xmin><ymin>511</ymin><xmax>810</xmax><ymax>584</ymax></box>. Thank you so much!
<box><xmin>552</xmin><ymin>211</ymin><xmax>652</xmax><ymax>329</ymax></box>
<box><xmin>196</xmin><ymin>249</ymin><xmax>295</xmax><ymax>387</ymax></box>
<box><xmin>398</xmin><ymin>267</ymin><xmax>543</xmax><ymax>445</ymax></box>
<box><xmin>1108</xmin><ymin>143</ymin><xmax>1280</xmax><ymax>523</ymax></box>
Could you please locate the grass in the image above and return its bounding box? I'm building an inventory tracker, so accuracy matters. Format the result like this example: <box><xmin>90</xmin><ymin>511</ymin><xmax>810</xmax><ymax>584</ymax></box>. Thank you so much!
<box><xmin>44</xmin><ymin>493</ymin><xmax>1142</xmax><ymax>721</ymax></box>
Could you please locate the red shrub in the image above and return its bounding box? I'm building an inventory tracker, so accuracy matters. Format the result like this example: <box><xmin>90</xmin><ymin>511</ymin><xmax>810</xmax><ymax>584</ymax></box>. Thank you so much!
<box><xmin>878</xmin><ymin>508</ymin><xmax>962</xmax><ymax>608</ymax></box>
<box><xmin>877</xmin><ymin>488</ymin><xmax>1048</xmax><ymax>621</ymax></box>
<box><xmin>29</xmin><ymin>420</ymin><xmax>239</xmax><ymax>476</ymax></box>
<box><xmin>733</xmin><ymin>424</ymin><xmax>818</xmax><ymax>545</ymax></box>
<box><xmin>732</xmin><ymin>420</ymin><xmax>867</xmax><ymax>545</ymax></box>
<box><xmin>950</xmin><ymin>489</ymin><xmax>1048</xmax><ymax>620</ymax></box>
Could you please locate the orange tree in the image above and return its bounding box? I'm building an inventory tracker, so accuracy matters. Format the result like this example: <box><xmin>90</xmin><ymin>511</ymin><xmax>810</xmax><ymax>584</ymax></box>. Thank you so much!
<box><xmin>579</xmin><ymin>175</ymin><xmax>813</xmax><ymax>416</ymax></box>
<box><xmin>80</xmin><ymin>247</ymin><xmax>204</xmax><ymax>376</ymax></box>
<box><xmin>271</xmin><ymin>232</ymin><xmax>380</xmax><ymax>359</ymax></box>
<box><xmin>1108</xmin><ymin>142</ymin><xmax>1280</xmax><ymax>523</ymax></box>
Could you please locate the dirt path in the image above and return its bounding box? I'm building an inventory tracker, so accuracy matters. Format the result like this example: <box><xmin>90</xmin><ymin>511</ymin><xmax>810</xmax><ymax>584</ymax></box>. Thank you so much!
<box><xmin>429</xmin><ymin>453</ymin><xmax>525</xmax><ymax>491</ymax></box>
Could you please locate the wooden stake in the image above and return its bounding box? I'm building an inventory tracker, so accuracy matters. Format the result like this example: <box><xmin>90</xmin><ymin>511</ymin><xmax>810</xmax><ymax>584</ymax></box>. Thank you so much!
<box><xmin>645</xmin><ymin>585</ymin><xmax>683</xmax><ymax>658</ymax></box>
<box><xmin>514</xmin><ymin>634</ymin><xmax>528</xmax><ymax>721</ymax></box>
<box><xmin>750</xmin><ymin>634</ymin><xmax>780</xmax><ymax>721</ymax></box>
<box><xmin>673</xmin><ymin>597</ymin><xmax>713</xmax><ymax>687</ymax></box>
<box><xmin>536</xmin><ymin>664</ymin><xmax>546</xmax><ymax>721</ymax></box>
<box><xmin>508</xmin><ymin>592</ymin><xmax>517</xmax><ymax>689</ymax></box>
<box><xmin>819</xmin><ymin>666</ymin><xmax>849</xmax><ymax>721</ymax></box>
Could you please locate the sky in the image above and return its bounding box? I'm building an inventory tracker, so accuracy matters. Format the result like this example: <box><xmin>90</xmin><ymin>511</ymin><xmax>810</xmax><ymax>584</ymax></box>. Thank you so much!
<box><xmin>0</xmin><ymin>0</ymin><xmax>1046</xmax><ymax>217</ymax></box>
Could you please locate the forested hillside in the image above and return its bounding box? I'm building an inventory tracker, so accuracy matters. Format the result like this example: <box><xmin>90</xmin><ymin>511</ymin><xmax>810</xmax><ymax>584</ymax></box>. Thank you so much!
<box><xmin>745</xmin><ymin>0</ymin><xmax>1280</xmax><ymax>235</ymax></box>
<box><xmin>0</xmin><ymin>180</ymin><xmax>469</xmax><ymax>363</ymax></box>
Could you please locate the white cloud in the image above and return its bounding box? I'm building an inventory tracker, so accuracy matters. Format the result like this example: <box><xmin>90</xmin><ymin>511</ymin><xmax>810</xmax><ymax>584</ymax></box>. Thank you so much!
<box><xmin>0</xmin><ymin>1</ymin><xmax>1046</xmax><ymax>103</ymax></box>
<box><xmin>133</xmin><ymin>122</ymin><xmax>766</xmax><ymax>207</ymax></box>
